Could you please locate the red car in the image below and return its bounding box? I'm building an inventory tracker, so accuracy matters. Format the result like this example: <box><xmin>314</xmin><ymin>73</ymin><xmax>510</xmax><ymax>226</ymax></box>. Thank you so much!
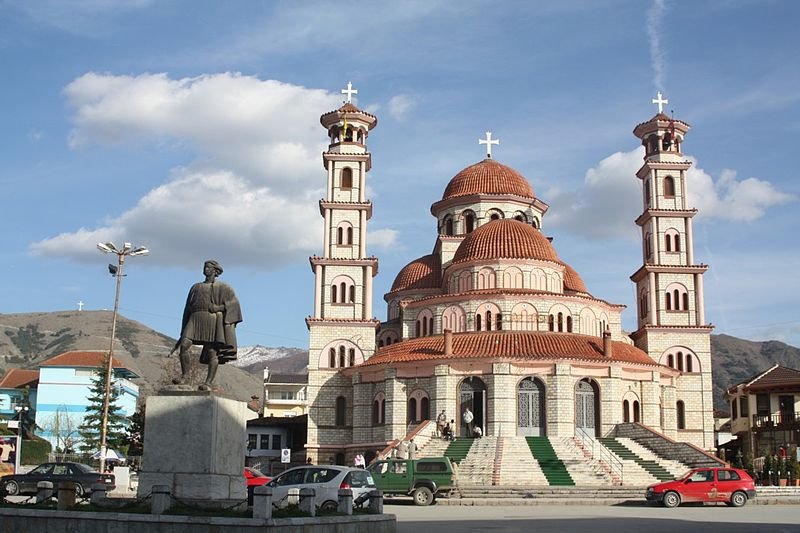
<box><xmin>245</xmin><ymin>467</ymin><xmax>271</xmax><ymax>487</ymax></box>
<box><xmin>645</xmin><ymin>467</ymin><xmax>756</xmax><ymax>508</ymax></box>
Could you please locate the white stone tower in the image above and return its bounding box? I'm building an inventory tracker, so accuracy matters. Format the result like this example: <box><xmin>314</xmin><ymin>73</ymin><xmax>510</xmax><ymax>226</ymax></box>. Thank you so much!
<box><xmin>630</xmin><ymin>93</ymin><xmax>715</xmax><ymax>449</ymax></box>
<box><xmin>305</xmin><ymin>83</ymin><xmax>380</xmax><ymax>462</ymax></box>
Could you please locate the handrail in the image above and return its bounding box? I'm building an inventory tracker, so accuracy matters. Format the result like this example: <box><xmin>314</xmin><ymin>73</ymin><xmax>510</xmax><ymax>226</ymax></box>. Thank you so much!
<box><xmin>575</xmin><ymin>428</ymin><xmax>623</xmax><ymax>485</ymax></box>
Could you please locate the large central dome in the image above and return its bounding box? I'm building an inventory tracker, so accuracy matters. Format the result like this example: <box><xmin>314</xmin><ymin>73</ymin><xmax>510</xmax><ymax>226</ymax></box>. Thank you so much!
<box><xmin>452</xmin><ymin>219</ymin><xmax>558</xmax><ymax>264</ymax></box>
<box><xmin>442</xmin><ymin>159</ymin><xmax>534</xmax><ymax>201</ymax></box>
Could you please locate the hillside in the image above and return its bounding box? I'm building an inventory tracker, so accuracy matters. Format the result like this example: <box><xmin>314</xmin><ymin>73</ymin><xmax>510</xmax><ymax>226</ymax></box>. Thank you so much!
<box><xmin>2</xmin><ymin>311</ymin><xmax>798</xmax><ymax>412</ymax></box>
<box><xmin>0</xmin><ymin>311</ymin><xmax>264</xmax><ymax>403</ymax></box>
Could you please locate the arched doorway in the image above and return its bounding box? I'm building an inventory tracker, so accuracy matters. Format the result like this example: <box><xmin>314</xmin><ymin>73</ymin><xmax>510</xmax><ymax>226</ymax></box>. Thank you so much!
<box><xmin>459</xmin><ymin>377</ymin><xmax>487</xmax><ymax>437</ymax></box>
<box><xmin>575</xmin><ymin>378</ymin><xmax>600</xmax><ymax>437</ymax></box>
<box><xmin>518</xmin><ymin>377</ymin><xmax>546</xmax><ymax>436</ymax></box>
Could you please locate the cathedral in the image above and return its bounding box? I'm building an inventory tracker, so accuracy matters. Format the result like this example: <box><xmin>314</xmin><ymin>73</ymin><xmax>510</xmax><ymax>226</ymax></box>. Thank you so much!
<box><xmin>304</xmin><ymin>86</ymin><xmax>714</xmax><ymax>465</ymax></box>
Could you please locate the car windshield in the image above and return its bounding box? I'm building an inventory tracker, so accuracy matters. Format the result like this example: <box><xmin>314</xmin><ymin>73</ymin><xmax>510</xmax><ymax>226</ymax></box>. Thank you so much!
<box><xmin>30</xmin><ymin>464</ymin><xmax>54</xmax><ymax>475</ymax></box>
<box><xmin>677</xmin><ymin>469</ymin><xmax>695</xmax><ymax>480</ymax></box>
<box><xmin>246</xmin><ymin>467</ymin><xmax>266</xmax><ymax>477</ymax></box>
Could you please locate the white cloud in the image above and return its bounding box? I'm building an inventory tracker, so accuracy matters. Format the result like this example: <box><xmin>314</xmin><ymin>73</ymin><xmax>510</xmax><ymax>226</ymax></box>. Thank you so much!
<box><xmin>547</xmin><ymin>147</ymin><xmax>794</xmax><ymax>239</ymax></box>
<box><xmin>368</xmin><ymin>229</ymin><xmax>400</xmax><ymax>249</ymax></box>
<box><xmin>647</xmin><ymin>0</ymin><xmax>668</xmax><ymax>91</ymax></box>
<box><xmin>32</xmin><ymin>73</ymin><xmax>348</xmax><ymax>270</ymax></box>
<box><xmin>387</xmin><ymin>95</ymin><xmax>414</xmax><ymax>122</ymax></box>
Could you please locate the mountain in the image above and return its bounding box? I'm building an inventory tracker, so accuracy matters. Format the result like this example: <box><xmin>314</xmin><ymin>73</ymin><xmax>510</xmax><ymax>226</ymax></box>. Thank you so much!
<box><xmin>2</xmin><ymin>311</ymin><xmax>798</xmax><ymax>412</ymax></box>
<box><xmin>0</xmin><ymin>311</ymin><xmax>265</xmax><ymax>403</ymax></box>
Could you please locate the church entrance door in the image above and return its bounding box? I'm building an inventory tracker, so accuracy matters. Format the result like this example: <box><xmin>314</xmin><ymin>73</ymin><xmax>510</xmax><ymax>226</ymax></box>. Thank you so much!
<box><xmin>575</xmin><ymin>379</ymin><xmax>599</xmax><ymax>437</ymax></box>
<box><xmin>459</xmin><ymin>377</ymin><xmax>486</xmax><ymax>437</ymax></box>
<box><xmin>517</xmin><ymin>377</ymin><xmax>545</xmax><ymax>436</ymax></box>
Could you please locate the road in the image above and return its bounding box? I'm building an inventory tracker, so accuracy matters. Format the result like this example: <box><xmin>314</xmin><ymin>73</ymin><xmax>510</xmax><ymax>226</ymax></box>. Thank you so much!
<box><xmin>387</xmin><ymin>502</ymin><xmax>800</xmax><ymax>533</ymax></box>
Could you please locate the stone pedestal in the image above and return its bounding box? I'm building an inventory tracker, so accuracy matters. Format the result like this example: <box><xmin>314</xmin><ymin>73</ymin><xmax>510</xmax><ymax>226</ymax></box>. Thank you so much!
<box><xmin>136</xmin><ymin>391</ymin><xmax>247</xmax><ymax>509</ymax></box>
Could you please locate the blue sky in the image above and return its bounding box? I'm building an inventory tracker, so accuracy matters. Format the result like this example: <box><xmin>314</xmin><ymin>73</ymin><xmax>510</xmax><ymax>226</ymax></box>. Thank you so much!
<box><xmin>2</xmin><ymin>0</ymin><xmax>798</xmax><ymax>351</ymax></box>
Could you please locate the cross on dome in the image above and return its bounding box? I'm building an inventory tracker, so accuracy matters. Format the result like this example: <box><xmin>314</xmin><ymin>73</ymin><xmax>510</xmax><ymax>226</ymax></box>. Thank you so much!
<box><xmin>652</xmin><ymin>91</ymin><xmax>669</xmax><ymax>114</ymax></box>
<box><xmin>479</xmin><ymin>131</ymin><xmax>499</xmax><ymax>158</ymax></box>
<box><xmin>341</xmin><ymin>81</ymin><xmax>358</xmax><ymax>103</ymax></box>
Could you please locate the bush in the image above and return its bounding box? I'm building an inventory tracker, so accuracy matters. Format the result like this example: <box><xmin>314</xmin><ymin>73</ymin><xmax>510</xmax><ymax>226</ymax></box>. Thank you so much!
<box><xmin>21</xmin><ymin>438</ymin><xmax>52</xmax><ymax>465</ymax></box>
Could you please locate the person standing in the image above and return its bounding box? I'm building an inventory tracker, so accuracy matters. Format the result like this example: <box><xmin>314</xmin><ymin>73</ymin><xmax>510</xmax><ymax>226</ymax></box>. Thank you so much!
<box><xmin>408</xmin><ymin>439</ymin><xmax>417</xmax><ymax>460</ymax></box>
<box><xmin>462</xmin><ymin>407</ymin><xmax>474</xmax><ymax>437</ymax></box>
<box><xmin>436</xmin><ymin>409</ymin><xmax>447</xmax><ymax>438</ymax></box>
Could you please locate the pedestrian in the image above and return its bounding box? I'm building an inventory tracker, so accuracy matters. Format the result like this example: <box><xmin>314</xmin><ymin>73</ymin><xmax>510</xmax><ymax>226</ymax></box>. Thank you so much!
<box><xmin>354</xmin><ymin>453</ymin><xmax>366</xmax><ymax>468</ymax></box>
<box><xmin>436</xmin><ymin>409</ymin><xmax>447</xmax><ymax>438</ymax></box>
<box><xmin>408</xmin><ymin>438</ymin><xmax>417</xmax><ymax>460</ymax></box>
<box><xmin>443</xmin><ymin>420</ymin><xmax>454</xmax><ymax>441</ymax></box>
<box><xmin>462</xmin><ymin>407</ymin><xmax>474</xmax><ymax>437</ymax></box>
<box><xmin>472</xmin><ymin>425</ymin><xmax>483</xmax><ymax>438</ymax></box>
<box><xmin>306</xmin><ymin>457</ymin><xmax>313</xmax><ymax>465</ymax></box>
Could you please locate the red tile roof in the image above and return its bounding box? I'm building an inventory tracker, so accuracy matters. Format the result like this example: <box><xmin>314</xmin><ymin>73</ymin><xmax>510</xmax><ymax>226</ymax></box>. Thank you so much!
<box><xmin>442</xmin><ymin>159</ymin><xmax>534</xmax><ymax>201</ymax></box>
<box><xmin>731</xmin><ymin>364</ymin><xmax>800</xmax><ymax>392</ymax></box>
<box><xmin>40</xmin><ymin>350</ymin><xmax>127</xmax><ymax>369</ymax></box>
<box><xmin>361</xmin><ymin>331</ymin><xmax>655</xmax><ymax>367</ymax></box>
<box><xmin>390</xmin><ymin>254</ymin><xmax>442</xmax><ymax>293</ymax></box>
<box><xmin>563</xmin><ymin>263</ymin><xmax>588</xmax><ymax>293</ymax></box>
<box><xmin>0</xmin><ymin>369</ymin><xmax>39</xmax><ymax>389</ymax></box>
<box><xmin>453</xmin><ymin>219</ymin><xmax>560</xmax><ymax>264</ymax></box>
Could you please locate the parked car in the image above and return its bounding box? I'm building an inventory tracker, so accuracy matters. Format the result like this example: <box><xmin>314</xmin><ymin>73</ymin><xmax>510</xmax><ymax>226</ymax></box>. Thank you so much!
<box><xmin>266</xmin><ymin>465</ymin><xmax>375</xmax><ymax>511</ymax></box>
<box><xmin>367</xmin><ymin>457</ymin><xmax>455</xmax><ymax>505</ymax></box>
<box><xmin>245</xmin><ymin>467</ymin><xmax>271</xmax><ymax>487</ymax></box>
<box><xmin>645</xmin><ymin>467</ymin><xmax>756</xmax><ymax>508</ymax></box>
<box><xmin>2</xmin><ymin>462</ymin><xmax>115</xmax><ymax>497</ymax></box>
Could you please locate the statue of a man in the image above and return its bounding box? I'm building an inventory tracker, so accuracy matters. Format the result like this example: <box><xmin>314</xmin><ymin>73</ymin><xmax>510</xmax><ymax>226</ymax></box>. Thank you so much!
<box><xmin>171</xmin><ymin>260</ymin><xmax>242</xmax><ymax>390</ymax></box>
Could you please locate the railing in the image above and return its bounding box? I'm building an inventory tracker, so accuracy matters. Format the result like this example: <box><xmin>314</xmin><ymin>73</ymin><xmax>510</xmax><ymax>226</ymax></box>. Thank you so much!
<box><xmin>752</xmin><ymin>413</ymin><xmax>800</xmax><ymax>430</ymax></box>
<box><xmin>575</xmin><ymin>427</ymin><xmax>623</xmax><ymax>484</ymax></box>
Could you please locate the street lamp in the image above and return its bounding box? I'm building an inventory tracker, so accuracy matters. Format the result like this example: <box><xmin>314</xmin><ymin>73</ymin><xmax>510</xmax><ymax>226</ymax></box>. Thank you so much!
<box><xmin>14</xmin><ymin>403</ymin><xmax>30</xmax><ymax>471</ymax></box>
<box><xmin>96</xmin><ymin>241</ymin><xmax>148</xmax><ymax>473</ymax></box>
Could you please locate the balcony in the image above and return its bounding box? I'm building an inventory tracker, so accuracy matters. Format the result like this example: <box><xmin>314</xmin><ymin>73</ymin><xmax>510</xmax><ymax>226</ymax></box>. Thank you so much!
<box><xmin>752</xmin><ymin>412</ymin><xmax>800</xmax><ymax>432</ymax></box>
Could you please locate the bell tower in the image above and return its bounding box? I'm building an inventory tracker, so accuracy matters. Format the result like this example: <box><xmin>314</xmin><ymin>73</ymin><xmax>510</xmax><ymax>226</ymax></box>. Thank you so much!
<box><xmin>629</xmin><ymin>93</ymin><xmax>714</xmax><ymax>449</ymax></box>
<box><xmin>305</xmin><ymin>83</ymin><xmax>380</xmax><ymax>461</ymax></box>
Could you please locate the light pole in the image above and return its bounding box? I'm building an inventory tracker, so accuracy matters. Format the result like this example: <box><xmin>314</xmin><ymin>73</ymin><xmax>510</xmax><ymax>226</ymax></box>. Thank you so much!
<box><xmin>13</xmin><ymin>403</ymin><xmax>29</xmax><ymax>471</ymax></box>
<box><xmin>96</xmin><ymin>241</ymin><xmax>148</xmax><ymax>473</ymax></box>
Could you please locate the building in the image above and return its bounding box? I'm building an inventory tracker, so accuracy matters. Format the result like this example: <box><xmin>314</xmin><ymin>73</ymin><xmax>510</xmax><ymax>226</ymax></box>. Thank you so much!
<box><xmin>0</xmin><ymin>369</ymin><xmax>39</xmax><ymax>437</ymax></box>
<box><xmin>304</xmin><ymin>86</ymin><xmax>715</xmax><ymax>465</ymax></box>
<box><xmin>726</xmin><ymin>364</ymin><xmax>800</xmax><ymax>457</ymax></box>
<box><xmin>33</xmin><ymin>350</ymin><xmax>139</xmax><ymax>451</ymax></box>
<box><xmin>263</xmin><ymin>369</ymin><xmax>308</xmax><ymax>418</ymax></box>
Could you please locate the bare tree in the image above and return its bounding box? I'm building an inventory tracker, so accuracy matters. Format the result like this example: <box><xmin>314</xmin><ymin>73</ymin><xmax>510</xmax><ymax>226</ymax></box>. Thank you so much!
<box><xmin>41</xmin><ymin>405</ymin><xmax>81</xmax><ymax>457</ymax></box>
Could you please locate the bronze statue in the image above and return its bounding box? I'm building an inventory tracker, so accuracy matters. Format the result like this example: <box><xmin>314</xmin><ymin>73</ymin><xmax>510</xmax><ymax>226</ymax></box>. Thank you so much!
<box><xmin>171</xmin><ymin>260</ymin><xmax>242</xmax><ymax>390</ymax></box>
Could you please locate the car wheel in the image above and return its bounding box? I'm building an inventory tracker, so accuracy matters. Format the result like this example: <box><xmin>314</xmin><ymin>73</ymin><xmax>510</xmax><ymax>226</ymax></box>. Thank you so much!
<box><xmin>320</xmin><ymin>500</ymin><xmax>337</xmax><ymax>512</ymax></box>
<box><xmin>74</xmin><ymin>483</ymin><xmax>84</xmax><ymax>497</ymax></box>
<box><xmin>662</xmin><ymin>491</ymin><xmax>681</xmax><ymax>508</ymax></box>
<box><xmin>730</xmin><ymin>491</ymin><xmax>747</xmax><ymax>508</ymax></box>
<box><xmin>4</xmin><ymin>480</ymin><xmax>19</xmax><ymax>496</ymax></box>
<box><xmin>412</xmin><ymin>486</ymin><xmax>434</xmax><ymax>506</ymax></box>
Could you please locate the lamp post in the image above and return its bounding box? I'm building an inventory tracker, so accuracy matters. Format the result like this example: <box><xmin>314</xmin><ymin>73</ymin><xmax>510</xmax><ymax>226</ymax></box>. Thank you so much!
<box><xmin>96</xmin><ymin>241</ymin><xmax>148</xmax><ymax>473</ymax></box>
<box><xmin>13</xmin><ymin>403</ymin><xmax>29</xmax><ymax>471</ymax></box>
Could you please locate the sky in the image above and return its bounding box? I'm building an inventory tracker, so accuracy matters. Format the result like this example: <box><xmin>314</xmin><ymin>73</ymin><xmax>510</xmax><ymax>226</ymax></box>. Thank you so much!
<box><xmin>1</xmin><ymin>0</ymin><xmax>799</xmax><ymax>352</ymax></box>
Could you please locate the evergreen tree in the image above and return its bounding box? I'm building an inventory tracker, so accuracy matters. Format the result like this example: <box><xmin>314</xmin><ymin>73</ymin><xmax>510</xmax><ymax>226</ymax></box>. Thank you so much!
<box><xmin>126</xmin><ymin>406</ymin><xmax>145</xmax><ymax>457</ymax></box>
<box><xmin>77</xmin><ymin>357</ymin><xmax>129</xmax><ymax>454</ymax></box>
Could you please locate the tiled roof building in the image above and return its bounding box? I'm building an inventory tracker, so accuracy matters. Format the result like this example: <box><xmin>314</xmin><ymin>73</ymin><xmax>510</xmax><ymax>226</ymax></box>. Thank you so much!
<box><xmin>305</xmin><ymin>89</ymin><xmax>715</xmax><ymax>466</ymax></box>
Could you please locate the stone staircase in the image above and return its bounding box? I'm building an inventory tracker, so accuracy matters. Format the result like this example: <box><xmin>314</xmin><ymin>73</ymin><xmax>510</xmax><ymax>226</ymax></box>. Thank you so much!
<box><xmin>616</xmin><ymin>437</ymin><xmax>688</xmax><ymax>479</ymax></box>
<box><xmin>550</xmin><ymin>437</ymin><xmax>613</xmax><ymax>486</ymax></box>
<box><xmin>612</xmin><ymin>422</ymin><xmax>725</xmax><ymax>468</ymax></box>
<box><xmin>453</xmin><ymin>437</ymin><xmax>497</xmax><ymax>485</ymax></box>
<box><xmin>599</xmin><ymin>437</ymin><xmax>674</xmax><ymax>485</ymax></box>
<box><xmin>526</xmin><ymin>437</ymin><xmax>574</xmax><ymax>486</ymax></box>
<box><xmin>495</xmin><ymin>437</ymin><xmax>549</xmax><ymax>486</ymax></box>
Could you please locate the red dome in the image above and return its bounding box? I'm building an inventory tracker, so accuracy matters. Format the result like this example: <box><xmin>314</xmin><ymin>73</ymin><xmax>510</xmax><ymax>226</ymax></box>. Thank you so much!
<box><xmin>452</xmin><ymin>219</ymin><xmax>558</xmax><ymax>264</ymax></box>
<box><xmin>390</xmin><ymin>254</ymin><xmax>441</xmax><ymax>292</ymax></box>
<box><xmin>563</xmin><ymin>263</ymin><xmax>588</xmax><ymax>293</ymax></box>
<box><xmin>442</xmin><ymin>159</ymin><xmax>534</xmax><ymax>201</ymax></box>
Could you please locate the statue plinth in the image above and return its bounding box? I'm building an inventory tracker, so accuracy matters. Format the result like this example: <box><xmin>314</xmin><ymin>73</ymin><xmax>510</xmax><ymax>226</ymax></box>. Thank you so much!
<box><xmin>136</xmin><ymin>392</ymin><xmax>247</xmax><ymax>509</ymax></box>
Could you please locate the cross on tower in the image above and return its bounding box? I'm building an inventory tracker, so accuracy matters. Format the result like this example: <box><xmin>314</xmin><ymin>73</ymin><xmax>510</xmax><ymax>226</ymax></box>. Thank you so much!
<box><xmin>479</xmin><ymin>131</ymin><xmax>499</xmax><ymax>158</ymax></box>
<box><xmin>77</xmin><ymin>300</ymin><xmax>84</xmax><ymax>311</ymax></box>
<box><xmin>652</xmin><ymin>91</ymin><xmax>669</xmax><ymax>114</ymax></box>
<box><xmin>341</xmin><ymin>81</ymin><xmax>358</xmax><ymax>104</ymax></box>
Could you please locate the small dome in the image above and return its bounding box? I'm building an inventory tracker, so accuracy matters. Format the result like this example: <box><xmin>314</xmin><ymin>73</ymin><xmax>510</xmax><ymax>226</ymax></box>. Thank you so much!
<box><xmin>442</xmin><ymin>159</ymin><xmax>534</xmax><ymax>201</ymax></box>
<box><xmin>563</xmin><ymin>263</ymin><xmax>588</xmax><ymax>293</ymax></box>
<box><xmin>452</xmin><ymin>219</ymin><xmax>558</xmax><ymax>264</ymax></box>
<box><xmin>390</xmin><ymin>254</ymin><xmax>441</xmax><ymax>292</ymax></box>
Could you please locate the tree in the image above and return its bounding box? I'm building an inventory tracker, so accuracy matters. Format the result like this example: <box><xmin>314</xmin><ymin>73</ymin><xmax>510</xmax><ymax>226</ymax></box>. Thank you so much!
<box><xmin>41</xmin><ymin>406</ymin><xmax>81</xmax><ymax>454</ymax></box>
<box><xmin>126</xmin><ymin>406</ymin><xmax>145</xmax><ymax>457</ymax></box>
<box><xmin>77</xmin><ymin>358</ymin><xmax>129</xmax><ymax>454</ymax></box>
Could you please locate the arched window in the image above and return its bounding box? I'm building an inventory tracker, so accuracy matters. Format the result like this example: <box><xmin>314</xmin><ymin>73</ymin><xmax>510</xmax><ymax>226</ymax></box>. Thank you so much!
<box><xmin>686</xmin><ymin>356</ymin><xmax>693</xmax><ymax>373</ymax></box>
<box><xmin>416</xmin><ymin>309</ymin><xmax>433</xmax><ymax>337</ymax></box>
<box><xmin>677</xmin><ymin>351</ymin><xmax>684</xmax><ymax>372</ymax></box>
<box><xmin>665</xmin><ymin>283</ymin><xmax>689</xmax><ymax>311</ymax></box>
<box><xmin>349</xmin><ymin>285</ymin><xmax>355</xmax><ymax>303</ymax></box>
<box><xmin>458</xmin><ymin>271</ymin><xmax>472</xmax><ymax>292</ymax></box>
<box><xmin>623</xmin><ymin>400</ymin><xmax>630</xmax><ymax>422</ymax></box>
<box><xmin>665</xmin><ymin>229</ymin><xmax>680</xmax><ymax>253</ymax></box>
<box><xmin>503</xmin><ymin>267</ymin><xmax>523</xmax><ymax>289</ymax></box>
<box><xmin>347</xmin><ymin>226</ymin><xmax>353</xmax><ymax>245</ymax></box>
<box><xmin>443</xmin><ymin>216</ymin><xmax>454</xmax><ymax>236</ymax></box>
<box><xmin>332</xmin><ymin>275</ymin><xmax>356</xmax><ymax>305</ymax></box>
<box><xmin>648</xmin><ymin>136</ymin><xmax>659</xmax><ymax>153</ymax></box>
<box><xmin>348</xmin><ymin>348</ymin><xmax>355</xmax><ymax>367</ymax></box>
<box><xmin>476</xmin><ymin>313</ymin><xmax>482</xmax><ymax>331</ymax></box>
<box><xmin>442</xmin><ymin>306</ymin><xmax>467</xmax><ymax>333</ymax></box>
<box><xmin>557</xmin><ymin>312</ymin><xmax>564</xmax><ymax>332</ymax></box>
<box><xmin>341</xmin><ymin>167</ymin><xmax>353</xmax><ymax>189</ymax></box>
<box><xmin>373</xmin><ymin>392</ymin><xmax>386</xmax><ymax>425</ymax></box>
<box><xmin>532</xmin><ymin>218</ymin><xmax>539</xmax><ymax>229</ymax></box>
<box><xmin>667</xmin><ymin>353</ymin><xmax>674</xmax><ymax>368</ymax></box>
<box><xmin>338</xmin><ymin>346</ymin><xmax>346</xmax><ymax>368</ymax></box>
<box><xmin>661</xmin><ymin>347</ymin><xmax>700</xmax><ymax>373</ymax></box>
<box><xmin>512</xmin><ymin>303</ymin><xmax>537</xmax><ymax>332</ymax></box>
<box><xmin>548</xmin><ymin>314</ymin><xmax>554</xmax><ymax>332</ymax></box>
<box><xmin>645</xmin><ymin>233</ymin><xmax>652</xmax><ymax>258</ymax></box>
<box><xmin>464</xmin><ymin>211</ymin><xmax>476</xmax><ymax>233</ymax></box>
<box><xmin>664</xmin><ymin>176</ymin><xmax>675</xmax><ymax>198</ymax></box>
<box><xmin>408</xmin><ymin>398</ymin><xmax>417</xmax><ymax>423</ymax></box>
<box><xmin>566</xmin><ymin>316</ymin><xmax>573</xmax><ymax>333</ymax></box>
<box><xmin>336</xmin><ymin>396</ymin><xmax>347</xmax><ymax>426</ymax></box>
<box><xmin>420</xmin><ymin>397</ymin><xmax>430</xmax><ymax>421</ymax></box>
<box><xmin>415</xmin><ymin>320</ymin><xmax>421</xmax><ymax>337</ymax></box>
<box><xmin>337</xmin><ymin>226</ymin><xmax>344</xmax><ymax>245</ymax></box>
<box><xmin>329</xmin><ymin>348</ymin><xmax>336</xmax><ymax>368</ymax></box>
<box><xmin>496</xmin><ymin>313</ymin><xmax>503</xmax><ymax>331</ymax></box>
<box><xmin>331</xmin><ymin>284</ymin><xmax>338</xmax><ymax>303</ymax></box>
<box><xmin>676</xmin><ymin>400</ymin><xmax>686</xmax><ymax>430</ymax></box>
<box><xmin>513</xmin><ymin>211</ymin><xmax>527</xmax><ymax>223</ymax></box>
<box><xmin>487</xmin><ymin>209</ymin><xmax>503</xmax><ymax>220</ymax></box>
<box><xmin>478</xmin><ymin>267</ymin><xmax>496</xmax><ymax>289</ymax></box>
<box><xmin>645</xmin><ymin>179</ymin><xmax>652</xmax><ymax>205</ymax></box>
<box><xmin>639</xmin><ymin>289</ymin><xmax>648</xmax><ymax>318</ymax></box>
<box><xmin>633</xmin><ymin>401</ymin><xmax>640</xmax><ymax>423</ymax></box>
<box><xmin>407</xmin><ymin>389</ymin><xmax>430</xmax><ymax>424</ymax></box>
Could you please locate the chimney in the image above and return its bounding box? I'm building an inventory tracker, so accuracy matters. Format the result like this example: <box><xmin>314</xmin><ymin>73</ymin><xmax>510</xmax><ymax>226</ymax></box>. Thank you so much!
<box><xmin>444</xmin><ymin>329</ymin><xmax>453</xmax><ymax>357</ymax></box>
<box><xmin>603</xmin><ymin>329</ymin><xmax>612</xmax><ymax>358</ymax></box>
